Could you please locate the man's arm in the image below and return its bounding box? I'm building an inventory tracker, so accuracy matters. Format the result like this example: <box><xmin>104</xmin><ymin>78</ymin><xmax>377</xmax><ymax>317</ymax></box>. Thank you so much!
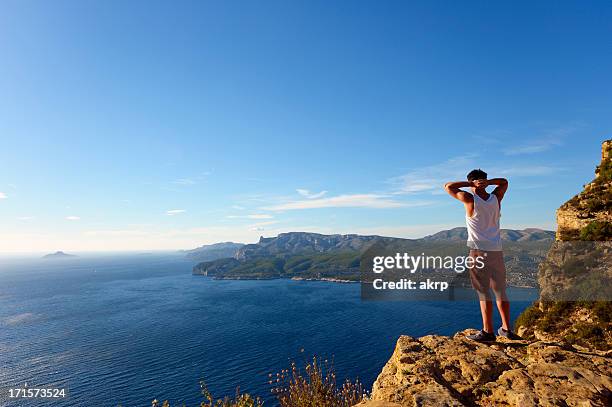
<box><xmin>444</xmin><ymin>181</ymin><xmax>474</xmax><ymax>204</ymax></box>
<box><xmin>488</xmin><ymin>178</ymin><xmax>509</xmax><ymax>202</ymax></box>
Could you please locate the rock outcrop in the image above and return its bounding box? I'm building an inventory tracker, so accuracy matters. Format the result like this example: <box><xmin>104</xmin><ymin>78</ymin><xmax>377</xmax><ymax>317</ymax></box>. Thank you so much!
<box><xmin>356</xmin><ymin>330</ymin><xmax>611</xmax><ymax>407</ymax></box>
<box><xmin>516</xmin><ymin>140</ymin><xmax>612</xmax><ymax>351</ymax></box>
<box><xmin>182</xmin><ymin>242</ymin><xmax>245</xmax><ymax>262</ymax></box>
<box><xmin>556</xmin><ymin>139</ymin><xmax>611</xmax><ymax>241</ymax></box>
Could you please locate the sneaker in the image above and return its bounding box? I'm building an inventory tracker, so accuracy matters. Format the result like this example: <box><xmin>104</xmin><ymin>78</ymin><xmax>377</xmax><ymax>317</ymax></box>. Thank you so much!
<box><xmin>497</xmin><ymin>327</ymin><xmax>521</xmax><ymax>340</ymax></box>
<box><xmin>466</xmin><ymin>330</ymin><xmax>496</xmax><ymax>342</ymax></box>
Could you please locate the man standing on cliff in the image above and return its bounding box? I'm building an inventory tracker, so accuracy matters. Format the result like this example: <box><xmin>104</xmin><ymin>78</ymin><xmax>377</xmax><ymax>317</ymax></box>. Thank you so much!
<box><xmin>444</xmin><ymin>170</ymin><xmax>520</xmax><ymax>342</ymax></box>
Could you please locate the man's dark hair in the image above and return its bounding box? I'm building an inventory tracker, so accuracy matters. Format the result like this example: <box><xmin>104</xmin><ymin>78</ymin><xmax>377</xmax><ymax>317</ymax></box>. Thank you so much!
<box><xmin>467</xmin><ymin>169</ymin><xmax>487</xmax><ymax>182</ymax></box>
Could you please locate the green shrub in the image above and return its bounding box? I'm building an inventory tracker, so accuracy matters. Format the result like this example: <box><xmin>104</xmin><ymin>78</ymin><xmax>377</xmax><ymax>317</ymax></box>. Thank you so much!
<box><xmin>564</xmin><ymin>322</ymin><xmax>609</xmax><ymax>351</ymax></box>
<box><xmin>515</xmin><ymin>304</ymin><xmax>543</xmax><ymax>330</ymax></box>
<box><xmin>595</xmin><ymin>155</ymin><xmax>612</xmax><ymax>182</ymax></box>
<box><xmin>591</xmin><ymin>301</ymin><xmax>612</xmax><ymax>322</ymax></box>
<box><xmin>548</xmin><ymin>301</ymin><xmax>576</xmax><ymax>316</ymax></box>
<box><xmin>580</xmin><ymin>221</ymin><xmax>612</xmax><ymax>241</ymax></box>
<box><xmin>516</xmin><ymin>301</ymin><xmax>611</xmax><ymax>351</ymax></box>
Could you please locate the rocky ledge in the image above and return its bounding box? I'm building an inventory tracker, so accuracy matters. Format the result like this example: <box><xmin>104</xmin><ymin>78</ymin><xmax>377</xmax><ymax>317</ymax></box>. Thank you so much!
<box><xmin>356</xmin><ymin>329</ymin><xmax>611</xmax><ymax>407</ymax></box>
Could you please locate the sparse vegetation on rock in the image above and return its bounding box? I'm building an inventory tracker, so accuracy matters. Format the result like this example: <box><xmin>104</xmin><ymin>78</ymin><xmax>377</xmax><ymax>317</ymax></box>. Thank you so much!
<box><xmin>149</xmin><ymin>357</ymin><xmax>366</xmax><ymax>407</ymax></box>
<box><xmin>271</xmin><ymin>356</ymin><xmax>366</xmax><ymax>407</ymax></box>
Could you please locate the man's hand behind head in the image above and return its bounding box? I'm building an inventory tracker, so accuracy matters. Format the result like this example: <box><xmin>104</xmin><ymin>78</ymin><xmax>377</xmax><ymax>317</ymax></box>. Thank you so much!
<box><xmin>473</xmin><ymin>179</ymin><xmax>488</xmax><ymax>189</ymax></box>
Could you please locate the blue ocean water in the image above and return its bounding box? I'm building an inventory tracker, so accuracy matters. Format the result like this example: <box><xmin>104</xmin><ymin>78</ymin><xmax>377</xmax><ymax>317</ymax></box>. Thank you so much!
<box><xmin>0</xmin><ymin>254</ymin><xmax>537</xmax><ymax>407</ymax></box>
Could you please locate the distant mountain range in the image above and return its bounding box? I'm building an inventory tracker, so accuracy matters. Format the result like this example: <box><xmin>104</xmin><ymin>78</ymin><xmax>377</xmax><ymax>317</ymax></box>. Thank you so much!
<box><xmin>423</xmin><ymin>227</ymin><xmax>555</xmax><ymax>242</ymax></box>
<box><xmin>234</xmin><ymin>232</ymin><xmax>401</xmax><ymax>260</ymax></box>
<box><xmin>190</xmin><ymin>228</ymin><xmax>554</xmax><ymax>287</ymax></box>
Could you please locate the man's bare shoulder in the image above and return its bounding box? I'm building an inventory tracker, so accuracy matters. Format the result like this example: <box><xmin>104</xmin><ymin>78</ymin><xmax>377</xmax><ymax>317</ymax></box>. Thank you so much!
<box><xmin>460</xmin><ymin>190</ymin><xmax>474</xmax><ymax>201</ymax></box>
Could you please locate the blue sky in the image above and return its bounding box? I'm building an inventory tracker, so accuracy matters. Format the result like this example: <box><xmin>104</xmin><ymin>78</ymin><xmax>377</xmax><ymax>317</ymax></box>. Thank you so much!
<box><xmin>1</xmin><ymin>1</ymin><xmax>611</xmax><ymax>252</ymax></box>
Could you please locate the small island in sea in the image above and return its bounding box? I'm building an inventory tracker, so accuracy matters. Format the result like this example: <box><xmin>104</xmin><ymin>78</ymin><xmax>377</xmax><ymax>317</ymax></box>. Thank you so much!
<box><xmin>42</xmin><ymin>251</ymin><xmax>77</xmax><ymax>259</ymax></box>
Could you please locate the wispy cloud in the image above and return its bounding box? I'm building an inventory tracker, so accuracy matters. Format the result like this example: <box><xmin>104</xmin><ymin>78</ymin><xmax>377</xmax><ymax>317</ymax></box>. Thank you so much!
<box><xmin>0</xmin><ymin>192</ymin><xmax>7</xmax><ymax>199</ymax></box>
<box><xmin>66</xmin><ymin>216</ymin><xmax>80</xmax><ymax>221</ymax></box>
<box><xmin>248</xmin><ymin>214</ymin><xmax>273</xmax><ymax>219</ymax></box>
<box><xmin>173</xmin><ymin>178</ymin><xmax>196</xmax><ymax>185</ymax></box>
<box><xmin>388</xmin><ymin>155</ymin><xmax>477</xmax><ymax>194</ymax></box>
<box><xmin>166</xmin><ymin>209</ymin><xmax>186</xmax><ymax>216</ymax></box>
<box><xmin>504</xmin><ymin>137</ymin><xmax>563</xmax><ymax>155</ymax></box>
<box><xmin>227</xmin><ymin>214</ymin><xmax>274</xmax><ymax>219</ymax></box>
<box><xmin>502</xmin><ymin>124</ymin><xmax>580</xmax><ymax>155</ymax></box>
<box><xmin>389</xmin><ymin>151</ymin><xmax>560</xmax><ymax>195</ymax></box>
<box><xmin>296</xmin><ymin>189</ymin><xmax>328</xmax><ymax>199</ymax></box>
<box><xmin>18</xmin><ymin>216</ymin><xmax>34</xmax><ymax>221</ymax></box>
<box><xmin>172</xmin><ymin>171</ymin><xmax>211</xmax><ymax>186</ymax></box>
<box><xmin>84</xmin><ymin>229</ymin><xmax>149</xmax><ymax>237</ymax></box>
<box><xmin>495</xmin><ymin>165</ymin><xmax>560</xmax><ymax>176</ymax></box>
<box><xmin>249</xmin><ymin>220</ymin><xmax>279</xmax><ymax>231</ymax></box>
<box><xmin>471</xmin><ymin>130</ymin><xmax>513</xmax><ymax>145</ymax></box>
<box><xmin>263</xmin><ymin>194</ymin><xmax>424</xmax><ymax>211</ymax></box>
<box><xmin>512</xmin><ymin>183</ymin><xmax>547</xmax><ymax>190</ymax></box>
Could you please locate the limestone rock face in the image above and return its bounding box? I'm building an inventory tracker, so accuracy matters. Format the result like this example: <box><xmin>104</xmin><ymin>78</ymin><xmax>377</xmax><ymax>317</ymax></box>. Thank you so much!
<box><xmin>536</xmin><ymin>240</ymin><xmax>612</xmax><ymax>303</ymax></box>
<box><xmin>355</xmin><ymin>330</ymin><xmax>611</xmax><ymax>407</ymax></box>
<box><xmin>603</xmin><ymin>140</ymin><xmax>612</xmax><ymax>160</ymax></box>
<box><xmin>516</xmin><ymin>140</ymin><xmax>612</xmax><ymax>351</ymax></box>
<box><xmin>556</xmin><ymin>140</ymin><xmax>611</xmax><ymax>241</ymax></box>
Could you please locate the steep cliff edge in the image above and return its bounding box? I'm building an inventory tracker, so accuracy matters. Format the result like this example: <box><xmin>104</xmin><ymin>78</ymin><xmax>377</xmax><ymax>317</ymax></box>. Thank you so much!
<box><xmin>357</xmin><ymin>141</ymin><xmax>612</xmax><ymax>406</ymax></box>
<box><xmin>515</xmin><ymin>140</ymin><xmax>611</xmax><ymax>351</ymax></box>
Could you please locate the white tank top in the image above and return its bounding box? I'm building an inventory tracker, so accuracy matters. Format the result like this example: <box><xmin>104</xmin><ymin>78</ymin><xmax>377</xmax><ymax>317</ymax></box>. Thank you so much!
<box><xmin>466</xmin><ymin>193</ymin><xmax>502</xmax><ymax>251</ymax></box>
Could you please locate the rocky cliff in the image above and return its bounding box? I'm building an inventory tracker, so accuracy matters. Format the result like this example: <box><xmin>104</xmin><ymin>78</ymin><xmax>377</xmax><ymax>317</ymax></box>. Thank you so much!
<box><xmin>516</xmin><ymin>140</ymin><xmax>611</xmax><ymax>350</ymax></box>
<box><xmin>182</xmin><ymin>242</ymin><xmax>245</xmax><ymax>262</ymax></box>
<box><xmin>356</xmin><ymin>330</ymin><xmax>611</xmax><ymax>407</ymax></box>
<box><xmin>357</xmin><ymin>140</ymin><xmax>612</xmax><ymax>406</ymax></box>
<box><xmin>556</xmin><ymin>139</ymin><xmax>611</xmax><ymax>241</ymax></box>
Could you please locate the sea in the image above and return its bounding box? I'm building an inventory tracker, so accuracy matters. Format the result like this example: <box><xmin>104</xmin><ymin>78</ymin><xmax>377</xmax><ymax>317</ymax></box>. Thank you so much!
<box><xmin>0</xmin><ymin>253</ymin><xmax>537</xmax><ymax>406</ymax></box>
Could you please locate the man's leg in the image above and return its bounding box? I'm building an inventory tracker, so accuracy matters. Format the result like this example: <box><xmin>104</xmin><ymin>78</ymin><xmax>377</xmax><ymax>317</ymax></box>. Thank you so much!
<box><xmin>479</xmin><ymin>300</ymin><xmax>494</xmax><ymax>333</ymax></box>
<box><xmin>496</xmin><ymin>300</ymin><xmax>511</xmax><ymax>331</ymax></box>
<box><xmin>489</xmin><ymin>251</ymin><xmax>512</xmax><ymax>331</ymax></box>
<box><xmin>469</xmin><ymin>250</ymin><xmax>494</xmax><ymax>334</ymax></box>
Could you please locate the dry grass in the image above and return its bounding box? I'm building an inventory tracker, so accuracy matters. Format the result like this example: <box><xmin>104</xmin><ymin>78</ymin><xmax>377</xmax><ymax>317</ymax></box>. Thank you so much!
<box><xmin>148</xmin><ymin>356</ymin><xmax>366</xmax><ymax>407</ymax></box>
<box><xmin>270</xmin><ymin>356</ymin><xmax>366</xmax><ymax>407</ymax></box>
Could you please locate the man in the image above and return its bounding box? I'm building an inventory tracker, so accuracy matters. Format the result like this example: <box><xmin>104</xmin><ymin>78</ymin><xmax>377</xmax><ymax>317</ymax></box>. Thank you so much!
<box><xmin>444</xmin><ymin>169</ymin><xmax>520</xmax><ymax>342</ymax></box>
